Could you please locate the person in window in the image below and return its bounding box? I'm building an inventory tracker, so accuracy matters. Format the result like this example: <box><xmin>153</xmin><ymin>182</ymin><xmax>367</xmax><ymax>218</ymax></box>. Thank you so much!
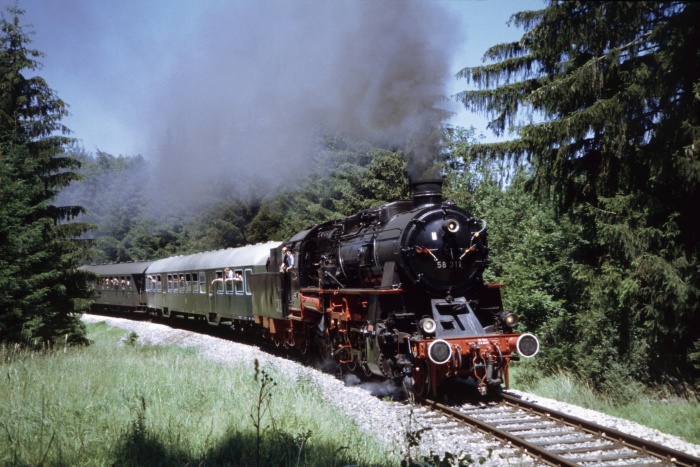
<box><xmin>224</xmin><ymin>268</ymin><xmax>233</xmax><ymax>282</ymax></box>
<box><xmin>234</xmin><ymin>272</ymin><xmax>243</xmax><ymax>282</ymax></box>
<box><xmin>286</xmin><ymin>249</ymin><xmax>294</xmax><ymax>269</ymax></box>
<box><xmin>281</xmin><ymin>247</ymin><xmax>294</xmax><ymax>272</ymax></box>
<box><xmin>211</xmin><ymin>272</ymin><xmax>223</xmax><ymax>285</ymax></box>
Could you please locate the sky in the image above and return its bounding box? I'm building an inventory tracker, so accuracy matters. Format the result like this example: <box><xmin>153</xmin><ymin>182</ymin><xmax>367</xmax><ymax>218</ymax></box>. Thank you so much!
<box><xmin>7</xmin><ymin>0</ymin><xmax>543</xmax><ymax>199</ymax></box>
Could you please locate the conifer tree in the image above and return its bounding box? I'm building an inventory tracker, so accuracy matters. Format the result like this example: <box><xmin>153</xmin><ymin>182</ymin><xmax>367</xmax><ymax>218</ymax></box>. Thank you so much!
<box><xmin>0</xmin><ymin>6</ymin><xmax>93</xmax><ymax>346</ymax></box>
<box><xmin>455</xmin><ymin>1</ymin><xmax>700</xmax><ymax>384</ymax></box>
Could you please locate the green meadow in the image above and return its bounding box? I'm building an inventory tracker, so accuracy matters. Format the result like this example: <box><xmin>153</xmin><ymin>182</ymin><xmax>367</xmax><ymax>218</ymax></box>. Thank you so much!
<box><xmin>0</xmin><ymin>322</ymin><xmax>394</xmax><ymax>466</ymax></box>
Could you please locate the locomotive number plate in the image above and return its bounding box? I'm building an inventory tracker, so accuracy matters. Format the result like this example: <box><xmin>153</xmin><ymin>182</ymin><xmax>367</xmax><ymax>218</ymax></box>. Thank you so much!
<box><xmin>435</xmin><ymin>261</ymin><xmax>462</xmax><ymax>269</ymax></box>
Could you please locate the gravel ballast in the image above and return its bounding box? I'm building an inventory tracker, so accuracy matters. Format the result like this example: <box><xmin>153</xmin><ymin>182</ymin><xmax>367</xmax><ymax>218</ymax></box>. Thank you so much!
<box><xmin>82</xmin><ymin>314</ymin><xmax>700</xmax><ymax>463</ymax></box>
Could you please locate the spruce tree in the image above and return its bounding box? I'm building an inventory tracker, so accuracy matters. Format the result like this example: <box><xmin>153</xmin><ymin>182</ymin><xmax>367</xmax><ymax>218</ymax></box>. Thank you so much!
<box><xmin>455</xmin><ymin>1</ymin><xmax>700</xmax><ymax>385</ymax></box>
<box><xmin>0</xmin><ymin>6</ymin><xmax>93</xmax><ymax>346</ymax></box>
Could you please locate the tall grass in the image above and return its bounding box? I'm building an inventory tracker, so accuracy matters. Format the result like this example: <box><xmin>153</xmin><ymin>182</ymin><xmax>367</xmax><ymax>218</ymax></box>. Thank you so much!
<box><xmin>511</xmin><ymin>360</ymin><xmax>700</xmax><ymax>446</ymax></box>
<box><xmin>0</xmin><ymin>322</ymin><xmax>393</xmax><ymax>466</ymax></box>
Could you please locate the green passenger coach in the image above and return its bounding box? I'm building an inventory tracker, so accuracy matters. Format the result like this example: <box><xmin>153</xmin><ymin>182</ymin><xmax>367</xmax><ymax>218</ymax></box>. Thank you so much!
<box><xmin>143</xmin><ymin>241</ymin><xmax>281</xmax><ymax>325</ymax></box>
<box><xmin>81</xmin><ymin>261</ymin><xmax>153</xmax><ymax>312</ymax></box>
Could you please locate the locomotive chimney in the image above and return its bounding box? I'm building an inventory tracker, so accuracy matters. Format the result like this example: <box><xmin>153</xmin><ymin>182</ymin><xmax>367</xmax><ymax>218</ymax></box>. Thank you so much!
<box><xmin>411</xmin><ymin>178</ymin><xmax>443</xmax><ymax>207</ymax></box>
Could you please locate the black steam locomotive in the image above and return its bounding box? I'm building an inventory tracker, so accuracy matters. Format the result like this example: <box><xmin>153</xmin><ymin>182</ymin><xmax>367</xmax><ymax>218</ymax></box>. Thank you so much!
<box><xmin>83</xmin><ymin>179</ymin><xmax>538</xmax><ymax>398</ymax></box>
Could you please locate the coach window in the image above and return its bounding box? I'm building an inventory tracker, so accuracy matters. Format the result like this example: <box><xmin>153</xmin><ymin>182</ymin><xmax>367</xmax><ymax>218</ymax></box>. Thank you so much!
<box><xmin>199</xmin><ymin>272</ymin><xmax>206</xmax><ymax>293</ymax></box>
<box><xmin>212</xmin><ymin>271</ymin><xmax>224</xmax><ymax>294</ymax></box>
<box><xmin>233</xmin><ymin>269</ymin><xmax>244</xmax><ymax>295</ymax></box>
<box><xmin>179</xmin><ymin>275</ymin><xmax>186</xmax><ymax>293</ymax></box>
<box><xmin>225</xmin><ymin>270</ymin><xmax>234</xmax><ymax>295</ymax></box>
<box><xmin>244</xmin><ymin>269</ymin><xmax>253</xmax><ymax>295</ymax></box>
<box><xmin>167</xmin><ymin>274</ymin><xmax>174</xmax><ymax>293</ymax></box>
<box><xmin>156</xmin><ymin>274</ymin><xmax>162</xmax><ymax>292</ymax></box>
<box><xmin>189</xmin><ymin>273</ymin><xmax>196</xmax><ymax>293</ymax></box>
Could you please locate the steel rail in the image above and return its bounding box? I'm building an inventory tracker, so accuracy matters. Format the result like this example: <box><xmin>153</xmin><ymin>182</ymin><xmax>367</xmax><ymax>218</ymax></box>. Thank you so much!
<box><xmin>423</xmin><ymin>398</ymin><xmax>580</xmax><ymax>466</ymax></box>
<box><xmin>501</xmin><ymin>393</ymin><xmax>700</xmax><ymax>467</ymax></box>
<box><xmin>421</xmin><ymin>395</ymin><xmax>700</xmax><ymax>467</ymax></box>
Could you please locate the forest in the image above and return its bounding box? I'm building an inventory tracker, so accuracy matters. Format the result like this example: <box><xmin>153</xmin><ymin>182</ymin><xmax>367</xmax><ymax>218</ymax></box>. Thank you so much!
<box><xmin>2</xmin><ymin>1</ymin><xmax>698</xmax><ymax>398</ymax></box>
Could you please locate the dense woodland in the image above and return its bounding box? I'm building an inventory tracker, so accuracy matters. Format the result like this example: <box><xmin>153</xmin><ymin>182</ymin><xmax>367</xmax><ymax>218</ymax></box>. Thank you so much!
<box><xmin>2</xmin><ymin>2</ymin><xmax>698</xmax><ymax>397</ymax></box>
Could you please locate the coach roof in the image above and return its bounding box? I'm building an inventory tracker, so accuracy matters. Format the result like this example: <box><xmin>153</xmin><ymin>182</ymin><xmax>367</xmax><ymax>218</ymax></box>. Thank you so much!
<box><xmin>145</xmin><ymin>241</ymin><xmax>282</xmax><ymax>274</ymax></box>
<box><xmin>80</xmin><ymin>261</ymin><xmax>154</xmax><ymax>276</ymax></box>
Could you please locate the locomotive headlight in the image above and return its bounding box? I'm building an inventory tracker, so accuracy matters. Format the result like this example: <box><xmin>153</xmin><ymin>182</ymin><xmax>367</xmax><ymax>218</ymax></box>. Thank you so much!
<box><xmin>442</xmin><ymin>218</ymin><xmax>460</xmax><ymax>234</ymax></box>
<box><xmin>499</xmin><ymin>311</ymin><xmax>519</xmax><ymax>327</ymax></box>
<box><xmin>427</xmin><ymin>339</ymin><xmax>452</xmax><ymax>365</ymax></box>
<box><xmin>419</xmin><ymin>318</ymin><xmax>437</xmax><ymax>336</ymax></box>
<box><xmin>516</xmin><ymin>333</ymin><xmax>540</xmax><ymax>358</ymax></box>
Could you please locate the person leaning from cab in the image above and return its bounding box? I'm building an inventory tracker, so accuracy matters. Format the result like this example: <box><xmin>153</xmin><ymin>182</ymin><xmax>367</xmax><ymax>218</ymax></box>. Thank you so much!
<box><xmin>280</xmin><ymin>246</ymin><xmax>294</xmax><ymax>272</ymax></box>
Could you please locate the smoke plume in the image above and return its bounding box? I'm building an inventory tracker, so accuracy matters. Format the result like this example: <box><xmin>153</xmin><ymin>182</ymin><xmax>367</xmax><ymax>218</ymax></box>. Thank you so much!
<box><xmin>148</xmin><ymin>0</ymin><xmax>459</xmax><ymax>201</ymax></box>
<box><xmin>22</xmin><ymin>0</ymin><xmax>460</xmax><ymax>205</ymax></box>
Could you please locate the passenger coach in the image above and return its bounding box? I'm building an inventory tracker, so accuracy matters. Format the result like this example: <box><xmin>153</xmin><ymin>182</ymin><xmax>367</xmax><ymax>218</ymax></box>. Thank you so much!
<box><xmin>81</xmin><ymin>261</ymin><xmax>153</xmax><ymax>312</ymax></box>
<box><xmin>143</xmin><ymin>241</ymin><xmax>281</xmax><ymax>324</ymax></box>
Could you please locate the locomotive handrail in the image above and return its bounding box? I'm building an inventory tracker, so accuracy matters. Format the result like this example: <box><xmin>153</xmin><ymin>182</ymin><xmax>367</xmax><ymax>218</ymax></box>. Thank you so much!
<box><xmin>300</xmin><ymin>287</ymin><xmax>404</xmax><ymax>295</ymax></box>
<box><xmin>323</xmin><ymin>270</ymin><xmax>346</xmax><ymax>288</ymax></box>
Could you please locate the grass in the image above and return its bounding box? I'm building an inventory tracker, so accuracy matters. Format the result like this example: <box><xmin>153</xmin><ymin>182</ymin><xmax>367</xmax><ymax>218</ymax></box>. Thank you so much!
<box><xmin>10</xmin><ymin>321</ymin><xmax>694</xmax><ymax>465</ymax></box>
<box><xmin>511</xmin><ymin>361</ymin><xmax>700</xmax><ymax>446</ymax></box>
<box><xmin>0</xmin><ymin>322</ymin><xmax>394</xmax><ymax>466</ymax></box>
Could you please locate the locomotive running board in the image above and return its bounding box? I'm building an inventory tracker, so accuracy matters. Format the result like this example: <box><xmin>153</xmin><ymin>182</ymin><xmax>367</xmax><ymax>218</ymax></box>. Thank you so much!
<box><xmin>300</xmin><ymin>287</ymin><xmax>404</xmax><ymax>295</ymax></box>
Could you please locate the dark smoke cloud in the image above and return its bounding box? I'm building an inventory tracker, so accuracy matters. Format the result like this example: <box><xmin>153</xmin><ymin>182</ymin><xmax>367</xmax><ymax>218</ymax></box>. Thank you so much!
<box><xmin>19</xmin><ymin>0</ymin><xmax>460</xmax><ymax>206</ymax></box>
<box><xmin>148</xmin><ymin>0</ymin><xmax>459</xmax><ymax>200</ymax></box>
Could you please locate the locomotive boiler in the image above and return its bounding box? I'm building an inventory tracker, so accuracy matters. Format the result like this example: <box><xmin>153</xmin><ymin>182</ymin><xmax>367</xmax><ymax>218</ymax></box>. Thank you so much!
<box><xmin>251</xmin><ymin>179</ymin><xmax>539</xmax><ymax>398</ymax></box>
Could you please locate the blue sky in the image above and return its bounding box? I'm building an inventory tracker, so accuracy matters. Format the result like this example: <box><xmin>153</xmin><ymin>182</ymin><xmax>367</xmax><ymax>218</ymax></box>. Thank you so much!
<box><xmin>8</xmin><ymin>0</ymin><xmax>543</xmax><ymax>193</ymax></box>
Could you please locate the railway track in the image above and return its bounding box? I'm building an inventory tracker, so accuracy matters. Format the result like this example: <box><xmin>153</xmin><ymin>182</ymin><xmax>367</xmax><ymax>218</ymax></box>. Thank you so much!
<box><xmin>414</xmin><ymin>393</ymin><xmax>700</xmax><ymax>466</ymax></box>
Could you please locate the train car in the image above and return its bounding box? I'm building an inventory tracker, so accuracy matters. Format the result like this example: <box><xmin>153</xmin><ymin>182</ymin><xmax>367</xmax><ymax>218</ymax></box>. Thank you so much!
<box><xmin>249</xmin><ymin>179</ymin><xmax>539</xmax><ymax>398</ymax></box>
<box><xmin>82</xmin><ymin>180</ymin><xmax>537</xmax><ymax>399</ymax></box>
<box><xmin>80</xmin><ymin>261</ymin><xmax>153</xmax><ymax>312</ymax></box>
<box><xmin>143</xmin><ymin>241</ymin><xmax>281</xmax><ymax>325</ymax></box>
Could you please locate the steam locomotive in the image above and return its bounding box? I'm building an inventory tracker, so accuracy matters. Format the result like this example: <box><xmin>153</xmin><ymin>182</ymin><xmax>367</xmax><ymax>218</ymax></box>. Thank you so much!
<box><xmin>82</xmin><ymin>179</ymin><xmax>538</xmax><ymax>398</ymax></box>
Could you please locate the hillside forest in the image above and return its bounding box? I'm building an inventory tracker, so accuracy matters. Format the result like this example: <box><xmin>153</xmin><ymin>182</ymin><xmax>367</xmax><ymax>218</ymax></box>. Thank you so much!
<box><xmin>2</xmin><ymin>2</ymin><xmax>698</xmax><ymax>398</ymax></box>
